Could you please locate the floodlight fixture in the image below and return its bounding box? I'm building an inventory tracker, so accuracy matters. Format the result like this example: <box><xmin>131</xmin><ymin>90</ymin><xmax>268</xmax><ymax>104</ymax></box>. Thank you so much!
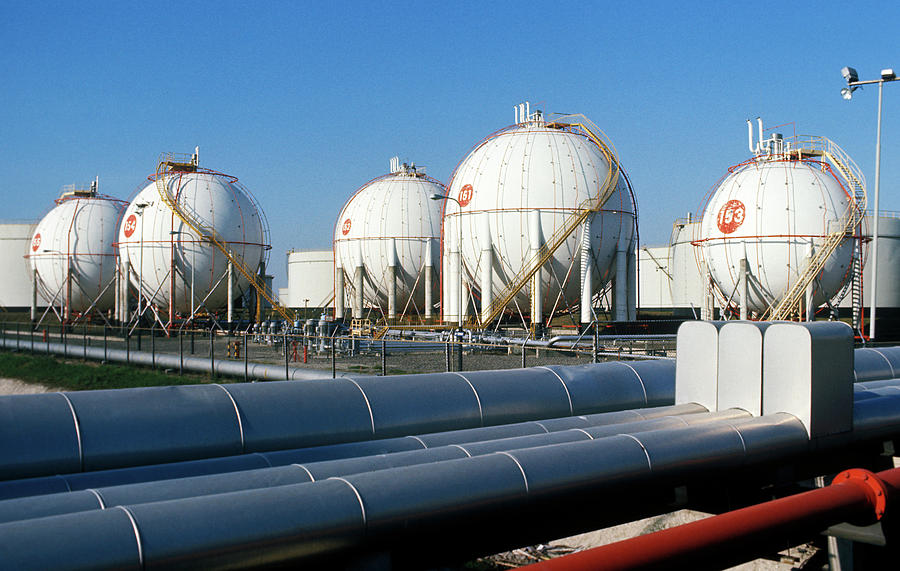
<box><xmin>842</xmin><ymin>66</ymin><xmax>859</xmax><ymax>83</ymax></box>
<box><xmin>841</xmin><ymin>87</ymin><xmax>856</xmax><ymax>100</ymax></box>
<box><xmin>882</xmin><ymin>69</ymin><xmax>896</xmax><ymax>80</ymax></box>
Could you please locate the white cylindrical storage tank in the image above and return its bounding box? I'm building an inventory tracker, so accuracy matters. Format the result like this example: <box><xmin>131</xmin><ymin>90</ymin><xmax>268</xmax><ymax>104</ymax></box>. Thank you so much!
<box><xmin>117</xmin><ymin>162</ymin><xmax>268</xmax><ymax>315</ymax></box>
<box><xmin>285</xmin><ymin>249</ymin><xmax>334</xmax><ymax>310</ymax></box>
<box><xmin>26</xmin><ymin>187</ymin><xmax>126</xmax><ymax>314</ymax></box>
<box><xmin>697</xmin><ymin>136</ymin><xmax>856</xmax><ymax>316</ymax></box>
<box><xmin>445</xmin><ymin>108</ymin><xmax>636</xmax><ymax>324</ymax></box>
<box><xmin>333</xmin><ymin>161</ymin><xmax>444</xmax><ymax>322</ymax></box>
<box><xmin>0</xmin><ymin>221</ymin><xmax>39</xmax><ymax>310</ymax></box>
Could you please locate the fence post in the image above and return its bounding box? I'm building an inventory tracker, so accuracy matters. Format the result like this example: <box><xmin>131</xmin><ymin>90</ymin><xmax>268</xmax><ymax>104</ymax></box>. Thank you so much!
<box><xmin>445</xmin><ymin>340</ymin><xmax>451</xmax><ymax>372</ymax></box>
<box><xmin>82</xmin><ymin>325</ymin><xmax>87</xmax><ymax>360</ymax></box>
<box><xmin>179</xmin><ymin>330</ymin><xmax>184</xmax><ymax>375</ymax></box>
<box><xmin>151</xmin><ymin>325</ymin><xmax>156</xmax><ymax>369</ymax></box>
<box><xmin>210</xmin><ymin>328</ymin><xmax>215</xmax><ymax>380</ymax></box>
<box><xmin>15</xmin><ymin>322</ymin><xmax>20</xmax><ymax>351</ymax></box>
<box><xmin>284</xmin><ymin>332</ymin><xmax>289</xmax><ymax>380</ymax></box>
<box><xmin>457</xmin><ymin>339</ymin><xmax>463</xmax><ymax>372</ymax></box>
<box><xmin>521</xmin><ymin>338</ymin><xmax>527</xmax><ymax>368</ymax></box>
<box><xmin>331</xmin><ymin>336</ymin><xmax>336</xmax><ymax>379</ymax></box>
<box><xmin>243</xmin><ymin>331</ymin><xmax>248</xmax><ymax>382</ymax></box>
<box><xmin>103</xmin><ymin>325</ymin><xmax>108</xmax><ymax>362</ymax></box>
<box><xmin>126</xmin><ymin>330</ymin><xmax>130</xmax><ymax>364</ymax></box>
<box><xmin>190</xmin><ymin>329</ymin><xmax>195</xmax><ymax>355</ymax></box>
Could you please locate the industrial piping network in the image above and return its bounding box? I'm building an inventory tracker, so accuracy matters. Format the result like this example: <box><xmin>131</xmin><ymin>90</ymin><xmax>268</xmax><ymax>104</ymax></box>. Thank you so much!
<box><xmin>2</xmin><ymin>323</ymin><xmax>900</xmax><ymax>568</ymax></box>
<box><xmin>523</xmin><ymin>466</ymin><xmax>900</xmax><ymax>571</ymax></box>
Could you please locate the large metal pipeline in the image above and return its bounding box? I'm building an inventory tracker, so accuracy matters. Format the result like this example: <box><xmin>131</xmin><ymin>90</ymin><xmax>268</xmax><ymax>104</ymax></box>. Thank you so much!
<box><xmin>0</xmin><ymin>403</ymin><xmax>707</xmax><ymax>501</ymax></box>
<box><xmin>3</xmin><ymin>394</ymin><xmax>900</xmax><ymax>570</ymax></box>
<box><xmin>6</xmin><ymin>374</ymin><xmax>900</xmax><ymax>501</ymax></box>
<box><xmin>3</xmin><ymin>339</ymin><xmax>900</xmax><ymax>482</ymax></box>
<box><xmin>0</xmin><ymin>406</ymin><xmax>734</xmax><ymax>523</ymax></box>
<box><xmin>0</xmin><ymin>358</ymin><xmax>676</xmax><ymax>480</ymax></box>
<box><xmin>0</xmin><ymin>335</ymin><xmax>336</xmax><ymax>381</ymax></box>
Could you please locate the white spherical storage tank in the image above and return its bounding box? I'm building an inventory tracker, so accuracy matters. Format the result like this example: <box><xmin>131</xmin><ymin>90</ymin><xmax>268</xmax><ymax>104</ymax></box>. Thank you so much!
<box><xmin>444</xmin><ymin>106</ymin><xmax>636</xmax><ymax>326</ymax></box>
<box><xmin>333</xmin><ymin>159</ymin><xmax>445</xmax><ymax>323</ymax></box>
<box><xmin>26</xmin><ymin>186</ymin><xmax>126</xmax><ymax>316</ymax></box>
<box><xmin>118</xmin><ymin>160</ymin><xmax>268</xmax><ymax>318</ymax></box>
<box><xmin>696</xmin><ymin>130</ymin><xmax>860</xmax><ymax>318</ymax></box>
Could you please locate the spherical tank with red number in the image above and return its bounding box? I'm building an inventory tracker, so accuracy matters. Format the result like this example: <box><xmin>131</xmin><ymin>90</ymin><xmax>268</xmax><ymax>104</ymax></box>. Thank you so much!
<box><xmin>699</xmin><ymin>158</ymin><xmax>854</xmax><ymax>313</ymax></box>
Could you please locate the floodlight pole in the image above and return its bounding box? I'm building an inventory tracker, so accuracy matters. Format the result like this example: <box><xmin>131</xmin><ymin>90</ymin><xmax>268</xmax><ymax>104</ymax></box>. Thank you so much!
<box><xmin>843</xmin><ymin>69</ymin><xmax>897</xmax><ymax>341</ymax></box>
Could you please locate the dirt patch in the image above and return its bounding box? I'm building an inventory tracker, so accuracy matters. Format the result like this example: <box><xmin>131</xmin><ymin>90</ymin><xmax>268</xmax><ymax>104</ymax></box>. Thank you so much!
<box><xmin>0</xmin><ymin>378</ymin><xmax>57</xmax><ymax>395</ymax></box>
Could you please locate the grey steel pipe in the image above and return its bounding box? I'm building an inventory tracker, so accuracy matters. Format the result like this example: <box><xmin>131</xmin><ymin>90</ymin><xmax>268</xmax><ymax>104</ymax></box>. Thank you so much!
<box><xmin>5</xmin><ymin>393</ymin><xmax>900</xmax><ymax>569</ymax></box>
<box><xmin>0</xmin><ymin>358</ymin><xmax>676</xmax><ymax>480</ymax></box>
<box><xmin>0</xmin><ymin>403</ymin><xmax>706</xmax><ymax>501</ymax></box>
<box><xmin>0</xmin><ymin>407</ymin><xmax>735</xmax><ymax>523</ymax></box>
<box><xmin>0</xmin><ymin>413</ymin><xmax>821</xmax><ymax>570</ymax></box>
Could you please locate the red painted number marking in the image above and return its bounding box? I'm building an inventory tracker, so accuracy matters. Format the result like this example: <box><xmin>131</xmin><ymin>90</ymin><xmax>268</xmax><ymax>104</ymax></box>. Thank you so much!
<box><xmin>342</xmin><ymin>218</ymin><xmax>352</xmax><ymax>235</ymax></box>
<box><xmin>123</xmin><ymin>214</ymin><xmax>137</xmax><ymax>238</ymax></box>
<box><xmin>31</xmin><ymin>233</ymin><xmax>41</xmax><ymax>252</ymax></box>
<box><xmin>458</xmin><ymin>184</ymin><xmax>473</xmax><ymax>207</ymax></box>
<box><xmin>717</xmin><ymin>200</ymin><xmax>746</xmax><ymax>234</ymax></box>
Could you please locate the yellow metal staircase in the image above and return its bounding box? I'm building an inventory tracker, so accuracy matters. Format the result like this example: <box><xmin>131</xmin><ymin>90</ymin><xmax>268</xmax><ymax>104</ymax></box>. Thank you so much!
<box><xmin>761</xmin><ymin>137</ymin><xmax>866</xmax><ymax>321</ymax></box>
<box><xmin>474</xmin><ymin>117</ymin><xmax>623</xmax><ymax>327</ymax></box>
<box><xmin>154</xmin><ymin>155</ymin><xmax>295</xmax><ymax>323</ymax></box>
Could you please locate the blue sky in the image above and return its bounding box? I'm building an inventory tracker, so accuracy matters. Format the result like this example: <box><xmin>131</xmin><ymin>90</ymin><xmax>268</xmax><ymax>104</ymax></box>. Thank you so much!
<box><xmin>2</xmin><ymin>1</ymin><xmax>898</xmax><ymax>289</ymax></box>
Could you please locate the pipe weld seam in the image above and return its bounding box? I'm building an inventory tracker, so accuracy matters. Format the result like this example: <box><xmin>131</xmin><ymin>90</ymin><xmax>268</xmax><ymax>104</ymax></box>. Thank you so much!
<box><xmin>213</xmin><ymin>384</ymin><xmax>245</xmax><ymax>453</ymax></box>
<box><xmin>86</xmin><ymin>488</ymin><xmax>107</xmax><ymax>509</ymax></box>
<box><xmin>725</xmin><ymin>422</ymin><xmax>749</xmax><ymax>455</ymax></box>
<box><xmin>57</xmin><ymin>474</ymin><xmax>73</xmax><ymax>492</ymax></box>
<box><xmin>57</xmin><ymin>392</ymin><xmax>84</xmax><ymax>472</ymax></box>
<box><xmin>497</xmin><ymin>452</ymin><xmax>529</xmax><ymax>494</ymax></box>
<box><xmin>344</xmin><ymin>379</ymin><xmax>376</xmax><ymax>435</ymax></box>
<box><xmin>573</xmin><ymin>428</ymin><xmax>594</xmax><ymax>440</ymax></box>
<box><xmin>537</xmin><ymin>366</ymin><xmax>574</xmax><ymax>416</ymax></box>
<box><xmin>450</xmin><ymin>444</ymin><xmax>472</xmax><ymax>457</ymax></box>
<box><xmin>255</xmin><ymin>452</ymin><xmax>274</xmax><ymax>468</ymax></box>
<box><xmin>619</xmin><ymin>362</ymin><xmax>649</xmax><ymax>405</ymax></box>
<box><xmin>330</xmin><ymin>477</ymin><xmax>367</xmax><ymax>528</ymax></box>
<box><xmin>452</xmin><ymin>373</ymin><xmax>484</xmax><ymax>426</ymax></box>
<box><xmin>620</xmin><ymin>434</ymin><xmax>653</xmax><ymax>471</ymax></box>
<box><xmin>115</xmin><ymin>505</ymin><xmax>145</xmax><ymax>568</ymax></box>
<box><xmin>532</xmin><ymin>421</ymin><xmax>552</xmax><ymax>434</ymax></box>
<box><xmin>407</xmin><ymin>435</ymin><xmax>428</xmax><ymax>449</ymax></box>
<box><xmin>291</xmin><ymin>463</ymin><xmax>316</xmax><ymax>482</ymax></box>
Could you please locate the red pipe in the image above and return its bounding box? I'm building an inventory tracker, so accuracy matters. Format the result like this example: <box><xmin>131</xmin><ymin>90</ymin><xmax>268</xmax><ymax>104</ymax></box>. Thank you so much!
<box><xmin>525</xmin><ymin>468</ymin><xmax>900</xmax><ymax>571</ymax></box>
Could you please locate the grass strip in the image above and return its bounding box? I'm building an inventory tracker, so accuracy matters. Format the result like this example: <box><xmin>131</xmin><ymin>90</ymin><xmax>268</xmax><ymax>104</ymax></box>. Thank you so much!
<box><xmin>0</xmin><ymin>350</ymin><xmax>210</xmax><ymax>391</ymax></box>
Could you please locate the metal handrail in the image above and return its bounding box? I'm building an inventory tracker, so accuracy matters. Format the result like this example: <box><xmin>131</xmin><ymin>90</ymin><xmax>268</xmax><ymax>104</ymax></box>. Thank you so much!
<box><xmin>154</xmin><ymin>159</ymin><xmax>294</xmax><ymax>322</ymax></box>
<box><xmin>761</xmin><ymin>138</ymin><xmax>867</xmax><ymax>320</ymax></box>
<box><xmin>475</xmin><ymin>119</ymin><xmax>622</xmax><ymax>327</ymax></box>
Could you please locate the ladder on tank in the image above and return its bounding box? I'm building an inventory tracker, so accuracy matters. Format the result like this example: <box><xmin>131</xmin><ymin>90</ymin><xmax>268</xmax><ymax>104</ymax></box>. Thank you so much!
<box><xmin>473</xmin><ymin>117</ymin><xmax>622</xmax><ymax>328</ymax></box>
<box><xmin>760</xmin><ymin>137</ymin><xmax>866</xmax><ymax>322</ymax></box>
<box><xmin>154</xmin><ymin>155</ymin><xmax>295</xmax><ymax>323</ymax></box>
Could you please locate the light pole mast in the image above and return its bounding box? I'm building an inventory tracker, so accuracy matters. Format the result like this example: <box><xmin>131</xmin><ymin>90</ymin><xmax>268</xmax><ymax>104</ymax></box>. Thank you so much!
<box><xmin>841</xmin><ymin>66</ymin><xmax>897</xmax><ymax>341</ymax></box>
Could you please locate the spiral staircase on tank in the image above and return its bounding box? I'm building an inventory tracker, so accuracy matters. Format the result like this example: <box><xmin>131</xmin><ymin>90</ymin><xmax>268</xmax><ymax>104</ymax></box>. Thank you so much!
<box><xmin>154</xmin><ymin>154</ymin><xmax>295</xmax><ymax>323</ymax></box>
<box><xmin>759</xmin><ymin>137</ymin><xmax>866</xmax><ymax>323</ymax></box>
<box><xmin>472</xmin><ymin>116</ymin><xmax>623</xmax><ymax>328</ymax></box>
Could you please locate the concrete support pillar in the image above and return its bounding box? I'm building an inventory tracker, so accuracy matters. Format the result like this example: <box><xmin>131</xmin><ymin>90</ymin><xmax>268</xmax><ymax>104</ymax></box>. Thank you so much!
<box><xmin>529</xmin><ymin>210</ymin><xmax>543</xmax><ymax>327</ymax></box>
<box><xmin>387</xmin><ymin>239</ymin><xmax>397</xmax><ymax>321</ymax></box>
<box><xmin>479</xmin><ymin>213</ymin><xmax>493</xmax><ymax>326</ymax></box>
<box><xmin>226</xmin><ymin>260</ymin><xmax>234</xmax><ymax>325</ymax></box>
<box><xmin>424</xmin><ymin>240</ymin><xmax>433</xmax><ymax>320</ymax></box>
<box><xmin>700</xmin><ymin>260</ymin><xmax>712</xmax><ymax>321</ymax></box>
<box><xmin>739</xmin><ymin>258</ymin><xmax>748</xmax><ymax>321</ymax></box>
<box><xmin>580</xmin><ymin>219</ymin><xmax>593</xmax><ymax>325</ymax></box>
<box><xmin>805</xmin><ymin>243</ymin><xmax>815</xmax><ymax>322</ymax></box>
<box><xmin>64</xmin><ymin>259</ymin><xmax>71</xmax><ymax>322</ymax></box>
<box><xmin>627</xmin><ymin>242</ymin><xmax>637</xmax><ymax>321</ymax></box>
<box><xmin>353</xmin><ymin>266</ymin><xmax>364</xmax><ymax>320</ymax></box>
<box><xmin>334</xmin><ymin>265</ymin><xmax>345</xmax><ymax>320</ymax></box>
<box><xmin>614</xmin><ymin>245</ymin><xmax>627</xmax><ymax>321</ymax></box>
<box><xmin>452</xmin><ymin>215</ymin><xmax>464</xmax><ymax>325</ymax></box>
<box><xmin>30</xmin><ymin>268</ymin><xmax>37</xmax><ymax>323</ymax></box>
